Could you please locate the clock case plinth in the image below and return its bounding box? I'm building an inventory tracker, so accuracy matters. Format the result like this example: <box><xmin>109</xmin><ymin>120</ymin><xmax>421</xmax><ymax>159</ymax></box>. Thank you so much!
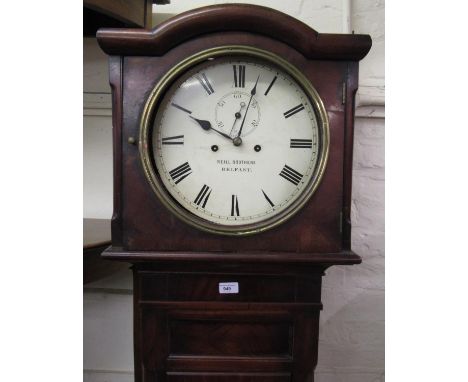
<box><xmin>98</xmin><ymin>4</ymin><xmax>371</xmax><ymax>382</ymax></box>
<box><xmin>103</xmin><ymin>249</ymin><xmax>361</xmax><ymax>382</ymax></box>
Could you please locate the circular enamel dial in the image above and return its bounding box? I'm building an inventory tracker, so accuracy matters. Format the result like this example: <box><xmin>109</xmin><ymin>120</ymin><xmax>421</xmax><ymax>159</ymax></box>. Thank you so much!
<box><xmin>143</xmin><ymin>51</ymin><xmax>328</xmax><ymax>235</ymax></box>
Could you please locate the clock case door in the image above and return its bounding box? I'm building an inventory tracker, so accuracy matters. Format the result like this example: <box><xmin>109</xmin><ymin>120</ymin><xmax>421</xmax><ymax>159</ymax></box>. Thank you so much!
<box><xmin>97</xmin><ymin>4</ymin><xmax>371</xmax><ymax>256</ymax></box>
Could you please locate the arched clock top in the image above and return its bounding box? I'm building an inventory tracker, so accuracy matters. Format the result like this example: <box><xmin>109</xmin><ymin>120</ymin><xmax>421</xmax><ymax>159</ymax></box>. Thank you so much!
<box><xmin>97</xmin><ymin>4</ymin><xmax>371</xmax><ymax>61</ymax></box>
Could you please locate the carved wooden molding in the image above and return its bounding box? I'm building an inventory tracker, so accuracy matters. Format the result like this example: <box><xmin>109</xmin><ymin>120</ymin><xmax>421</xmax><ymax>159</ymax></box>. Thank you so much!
<box><xmin>103</xmin><ymin>247</ymin><xmax>362</xmax><ymax>266</ymax></box>
<box><xmin>97</xmin><ymin>4</ymin><xmax>371</xmax><ymax>60</ymax></box>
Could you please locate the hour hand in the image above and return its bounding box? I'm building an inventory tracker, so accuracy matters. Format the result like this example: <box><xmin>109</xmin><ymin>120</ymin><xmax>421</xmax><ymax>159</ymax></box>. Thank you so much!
<box><xmin>189</xmin><ymin>116</ymin><xmax>233</xmax><ymax>141</ymax></box>
<box><xmin>189</xmin><ymin>116</ymin><xmax>211</xmax><ymax>131</ymax></box>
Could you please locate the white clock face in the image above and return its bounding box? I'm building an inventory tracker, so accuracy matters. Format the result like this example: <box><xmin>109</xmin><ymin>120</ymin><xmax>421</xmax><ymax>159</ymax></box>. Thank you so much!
<box><xmin>148</xmin><ymin>55</ymin><xmax>326</xmax><ymax>231</ymax></box>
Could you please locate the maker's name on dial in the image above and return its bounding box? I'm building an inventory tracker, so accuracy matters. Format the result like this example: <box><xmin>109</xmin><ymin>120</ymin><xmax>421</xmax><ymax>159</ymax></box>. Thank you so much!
<box><xmin>217</xmin><ymin>159</ymin><xmax>256</xmax><ymax>165</ymax></box>
<box><xmin>217</xmin><ymin>159</ymin><xmax>256</xmax><ymax>173</ymax></box>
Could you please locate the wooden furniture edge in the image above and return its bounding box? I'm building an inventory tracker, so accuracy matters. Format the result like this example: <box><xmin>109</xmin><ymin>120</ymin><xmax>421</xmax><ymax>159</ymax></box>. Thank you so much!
<box><xmin>102</xmin><ymin>247</ymin><xmax>362</xmax><ymax>265</ymax></box>
<box><xmin>109</xmin><ymin>56</ymin><xmax>124</xmax><ymax>246</ymax></box>
<box><xmin>84</xmin><ymin>244</ymin><xmax>129</xmax><ymax>284</ymax></box>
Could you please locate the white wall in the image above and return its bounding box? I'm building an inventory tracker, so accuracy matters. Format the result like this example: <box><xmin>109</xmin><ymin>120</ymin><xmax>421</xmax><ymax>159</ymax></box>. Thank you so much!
<box><xmin>83</xmin><ymin>37</ymin><xmax>113</xmax><ymax>219</ymax></box>
<box><xmin>84</xmin><ymin>1</ymin><xmax>385</xmax><ymax>381</ymax></box>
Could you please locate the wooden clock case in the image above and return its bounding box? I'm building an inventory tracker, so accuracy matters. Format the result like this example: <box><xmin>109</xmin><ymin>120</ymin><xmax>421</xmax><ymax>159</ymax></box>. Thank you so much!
<box><xmin>97</xmin><ymin>4</ymin><xmax>371</xmax><ymax>381</ymax></box>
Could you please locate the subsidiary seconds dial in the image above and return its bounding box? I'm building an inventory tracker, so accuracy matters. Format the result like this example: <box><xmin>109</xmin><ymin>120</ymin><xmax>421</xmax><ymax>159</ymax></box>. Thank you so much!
<box><xmin>140</xmin><ymin>48</ymin><xmax>329</xmax><ymax>235</ymax></box>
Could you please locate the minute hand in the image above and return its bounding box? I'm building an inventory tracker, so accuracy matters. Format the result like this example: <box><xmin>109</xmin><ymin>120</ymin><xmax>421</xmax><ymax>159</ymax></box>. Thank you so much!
<box><xmin>237</xmin><ymin>75</ymin><xmax>260</xmax><ymax>138</ymax></box>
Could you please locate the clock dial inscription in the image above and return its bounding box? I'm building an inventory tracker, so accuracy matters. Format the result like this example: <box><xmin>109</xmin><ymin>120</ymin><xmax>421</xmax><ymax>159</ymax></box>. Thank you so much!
<box><xmin>196</xmin><ymin>73</ymin><xmax>215</xmax><ymax>95</ymax></box>
<box><xmin>169</xmin><ymin>162</ymin><xmax>193</xmax><ymax>184</ymax></box>
<box><xmin>233</xmin><ymin>65</ymin><xmax>246</xmax><ymax>88</ymax></box>
<box><xmin>194</xmin><ymin>185</ymin><xmax>212</xmax><ymax>208</ymax></box>
<box><xmin>162</xmin><ymin>135</ymin><xmax>184</xmax><ymax>145</ymax></box>
<box><xmin>171</xmin><ymin>102</ymin><xmax>192</xmax><ymax>114</ymax></box>
<box><xmin>284</xmin><ymin>103</ymin><xmax>305</xmax><ymax>119</ymax></box>
<box><xmin>231</xmin><ymin>195</ymin><xmax>240</xmax><ymax>217</ymax></box>
<box><xmin>149</xmin><ymin>55</ymin><xmax>326</xmax><ymax>230</ymax></box>
<box><xmin>264</xmin><ymin>75</ymin><xmax>278</xmax><ymax>96</ymax></box>
<box><xmin>290</xmin><ymin>138</ymin><xmax>313</xmax><ymax>149</ymax></box>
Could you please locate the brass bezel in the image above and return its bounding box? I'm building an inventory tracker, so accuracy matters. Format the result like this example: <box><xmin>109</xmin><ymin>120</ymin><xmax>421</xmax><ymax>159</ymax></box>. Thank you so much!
<box><xmin>139</xmin><ymin>46</ymin><xmax>330</xmax><ymax>236</ymax></box>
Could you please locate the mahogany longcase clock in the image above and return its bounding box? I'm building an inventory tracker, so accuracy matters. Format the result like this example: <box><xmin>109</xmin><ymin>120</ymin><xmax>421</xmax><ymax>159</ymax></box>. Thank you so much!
<box><xmin>97</xmin><ymin>4</ymin><xmax>371</xmax><ymax>381</ymax></box>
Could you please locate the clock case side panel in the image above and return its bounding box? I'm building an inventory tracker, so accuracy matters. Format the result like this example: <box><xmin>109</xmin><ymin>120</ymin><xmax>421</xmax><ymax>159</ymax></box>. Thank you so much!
<box><xmin>342</xmin><ymin>62</ymin><xmax>359</xmax><ymax>250</ymax></box>
<box><xmin>109</xmin><ymin>55</ymin><xmax>124</xmax><ymax>246</ymax></box>
<box><xmin>118</xmin><ymin>33</ymin><xmax>348</xmax><ymax>253</ymax></box>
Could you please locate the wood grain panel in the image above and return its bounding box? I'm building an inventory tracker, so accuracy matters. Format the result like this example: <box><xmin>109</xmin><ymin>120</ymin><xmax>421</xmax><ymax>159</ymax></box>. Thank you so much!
<box><xmin>169</xmin><ymin>320</ymin><xmax>292</xmax><ymax>356</ymax></box>
<box><xmin>167</xmin><ymin>373</ymin><xmax>290</xmax><ymax>382</ymax></box>
<box><xmin>139</xmin><ymin>272</ymin><xmax>296</xmax><ymax>302</ymax></box>
<box><xmin>166</xmin><ymin>356</ymin><xmax>292</xmax><ymax>373</ymax></box>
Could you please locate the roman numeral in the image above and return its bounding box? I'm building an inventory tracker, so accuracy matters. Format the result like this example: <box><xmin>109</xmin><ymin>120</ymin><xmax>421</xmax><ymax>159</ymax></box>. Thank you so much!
<box><xmin>290</xmin><ymin>138</ymin><xmax>312</xmax><ymax>148</ymax></box>
<box><xmin>279</xmin><ymin>165</ymin><xmax>304</xmax><ymax>186</ymax></box>
<box><xmin>169</xmin><ymin>162</ymin><xmax>192</xmax><ymax>184</ymax></box>
<box><xmin>231</xmin><ymin>195</ymin><xmax>240</xmax><ymax>216</ymax></box>
<box><xmin>171</xmin><ymin>102</ymin><xmax>192</xmax><ymax>114</ymax></box>
<box><xmin>262</xmin><ymin>189</ymin><xmax>275</xmax><ymax>207</ymax></box>
<box><xmin>162</xmin><ymin>135</ymin><xmax>184</xmax><ymax>145</ymax></box>
<box><xmin>194</xmin><ymin>185</ymin><xmax>212</xmax><ymax>208</ymax></box>
<box><xmin>284</xmin><ymin>104</ymin><xmax>305</xmax><ymax>118</ymax></box>
<box><xmin>196</xmin><ymin>73</ymin><xmax>215</xmax><ymax>95</ymax></box>
<box><xmin>233</xmin><ymin>65</ymin><xmax>245</xmax><ymax>88</ymax></box>
<box><xmin>264</xmin><ymin>75</ymin><xmax>277</xmax><ymax>96</ymax></box>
